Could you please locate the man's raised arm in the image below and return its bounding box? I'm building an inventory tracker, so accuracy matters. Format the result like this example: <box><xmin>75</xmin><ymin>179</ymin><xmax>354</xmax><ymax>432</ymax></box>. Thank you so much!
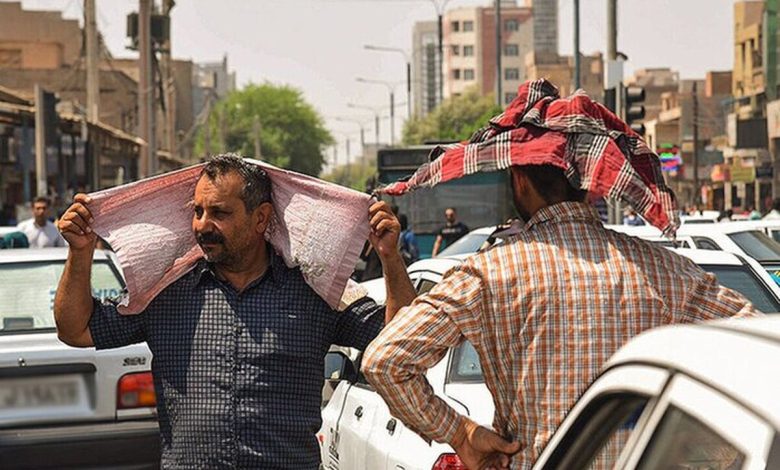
<box><xmin>54</xmin><ymin>194</ymin><xmax>98</xmax><ymax>347</ymax></box>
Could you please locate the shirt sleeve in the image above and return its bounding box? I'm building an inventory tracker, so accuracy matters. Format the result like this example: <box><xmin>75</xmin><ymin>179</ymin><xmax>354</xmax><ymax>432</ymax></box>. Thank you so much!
<box><xmin>332</xmin><ymin>297</ymin><xmax>386</xmax><ymax>350</ymax></box>
<box><xmin>677</xmin><ymin>270</ymin><xmax>762</xmax><ymax>322</ymax></box>
<box><xmin>88</xmin><ymin>297</ymin><xmax>147</xmax><ymax>350</ymax></box>
<box><xmin>362</xmin><ymin>261</ymin><xmax>485</xmax><ymax>445</ymax></box>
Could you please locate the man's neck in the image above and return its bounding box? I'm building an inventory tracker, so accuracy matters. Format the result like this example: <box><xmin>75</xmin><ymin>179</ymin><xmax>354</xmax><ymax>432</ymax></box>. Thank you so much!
<box><xmin>34</xmin><ymin>219</ymin><xmax>47</xmax><ymax>228</ymax></box>
<box><xmin>214</xmin><ymin>246</ymin><xmax>270</xmax><ymax>293</ymax></box>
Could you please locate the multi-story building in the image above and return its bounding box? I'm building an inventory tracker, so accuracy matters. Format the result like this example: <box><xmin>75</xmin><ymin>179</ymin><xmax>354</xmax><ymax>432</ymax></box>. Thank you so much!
<box><xmin>192</xmin><ymin>55</ymin><xmax>237</xmax><ymax>116</ymax></box>
<box><xmin>733</xmin><ymin>0</ymin><xmax>765</xmax><ymax>101</ymax></box>
<box><xmin>444</xmin><ymin>2</ymin><xmax>533</xmax><ymax>105</ymax></box>
<box><xmin>411</xmin><ymin>21</ymin><xmax>439</xmax><ymax>117</ymax></box>
<box><xmin>524</xmin><ymin>51</ymin><xmax>603</xmax><ymax>102</ymax></box>
<box><xmin>525</xmin><ymin>0</ymin><xmax>558</xmax><ymax>55</ymax></box>
<box><xmin>0</xmin><ymin>2</ymin><xmax>82</xmax><ymax>70</ymax></box>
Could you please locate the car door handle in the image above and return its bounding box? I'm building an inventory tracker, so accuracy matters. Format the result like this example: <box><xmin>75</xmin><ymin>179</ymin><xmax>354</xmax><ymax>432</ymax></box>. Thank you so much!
<box><xmin>386</xmin><ymin>418</ymin><xmax>397</xmax><ymax>435</ymax></box>
<box><xmin>354</xmin><ymin>406</ymin><xmax>363</xmax><ymax>419</ymax></box>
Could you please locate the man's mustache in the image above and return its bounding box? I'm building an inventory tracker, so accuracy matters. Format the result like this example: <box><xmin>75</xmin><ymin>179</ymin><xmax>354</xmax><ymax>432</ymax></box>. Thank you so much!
<box><xmin>196</xmin><ymin>232</ymin><xmax>225</xmax><ymax>245</ymax></box>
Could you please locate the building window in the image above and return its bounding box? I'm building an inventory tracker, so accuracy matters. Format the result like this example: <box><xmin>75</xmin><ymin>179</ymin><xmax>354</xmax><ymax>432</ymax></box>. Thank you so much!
<box><xmin>463</xmin><ymin>45</ymin><xmax>474</xmax><ymax>57</ymax></box>
<box><xmin>503</xmin><ymin>44</ymin><xmax>519</xmax><ymax>56</ymax></box>
<box><xmin>463</xmin><ymin>20</ymin><xmax>474</xmax><ymax>32</ymax></box>
<box><xmin>451</xmin><ymin>21</ymin><xmax>460</xmax><ymax>32</ymax></box>
<box><xmin>451</xmin><ymin>45</ymin><xmax>460</xmax><ymax>56</ymax></box>
<box><xmin>505</xmin><ymin>19</ymin><xmax>519</xmax><ymax>31</ymax></box>
<box><xmin>464</xmin><ymin>69</ymin><xmax>475</xmax><ymax>80</ymax></box>
<box><xmin>453</xmin><ymin>69</ymin><xmax>461</xmax><ymax>80</ymax></box>
<box><xmin>504</xmin><ymin>68</ymin><xmax>520</xmax><ymax>80</ymax></box>
<box><xmin>505</xmin><ymin>92</ymin><xmax>517</xmax><ymax>104</ymax></box>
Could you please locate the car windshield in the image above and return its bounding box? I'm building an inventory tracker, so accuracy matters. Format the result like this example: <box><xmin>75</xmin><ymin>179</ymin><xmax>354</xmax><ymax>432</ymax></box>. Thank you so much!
<box><xmin>0</xmin><ymin>260</ymin><xmax>123</xmax><ymax>333</ymax></box>
<box><xmin>438</xmin><ymin>232</ymin><xmax>491</xmax><ymax>257</ymax></box>
<box><xmin>728</xmin><ymin>230</ymin><xmax>780</xmax><ymax>263</ymax></box>
<box><xmin>448</xmin><ymin>340</ymin><xmax>484</xmax><ymax>383</ymax></box>
<box><xmin>704</xmin><ymin>265</ymin><xmax>780</xmax><ymax>313</ymax></box>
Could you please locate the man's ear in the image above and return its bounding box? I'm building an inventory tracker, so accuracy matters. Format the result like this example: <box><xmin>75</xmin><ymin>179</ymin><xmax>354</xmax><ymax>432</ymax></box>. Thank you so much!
<box><xmin>254</xmin><ymin>202</ymin><xmax>274</xmax><ymax>234</ymax></box>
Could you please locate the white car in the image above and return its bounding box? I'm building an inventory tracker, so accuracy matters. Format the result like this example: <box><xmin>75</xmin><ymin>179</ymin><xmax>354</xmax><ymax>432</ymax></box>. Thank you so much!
<box><xmin>0</xmin><ymin>248</ymin><xmax>158</xmax><ymax>469</ymax></box>
<box><xmin>318</xmin><ymin>249</ymin><xmax>780</xmax><ymax>470</ymax></box>
<box><xmin>534</xmin><ymin>317</ymin><xmax>780</xmax><ymax>468</ymax></box>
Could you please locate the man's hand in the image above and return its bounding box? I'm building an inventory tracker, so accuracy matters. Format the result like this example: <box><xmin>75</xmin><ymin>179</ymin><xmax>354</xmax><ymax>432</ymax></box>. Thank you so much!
<box><xmin>451</xmin><ymin>420</ymin><xmax>522</xmax><ymax>470</ymax></box>
<box><xmin>57</xmin><ymin>194</ymin><xmax>97</xmax><ymax>251</ymax></box>
<box><xmin>368</xmin><ymin>201</ymin><xmax>401</xmax><ymax>261</ymax></box>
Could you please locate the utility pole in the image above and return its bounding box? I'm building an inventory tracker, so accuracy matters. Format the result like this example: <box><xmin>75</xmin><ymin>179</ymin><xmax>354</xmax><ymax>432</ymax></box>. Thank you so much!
<box><xmin>253</xmin><ymin>114</ymin><xmax>262</xmax><ymax>159</ymax></box>
<box><xmin>34</xmin><ymin>85</ymin><xmax>47</xmax><ymax>197</ymax></box>
<box><xmin>346</xmin><ymin>137</ymin><xmax>351</xmax><ymax>183</ymax></box>
<box><xmin>606</xmin><ymin>0</ymin><xmax>620</xmax><ymax>224</ymax></box>
<box><xmin>406</xmin><ymin>61</ymin><xmax>412</xmax><ymax>119</ymax></box>
<box><xmin>692</xmin><ymin>80</ymin><xmax>700</xmax><ymax>206</ymax></box>
<box><xmin>495</xmin><ymin>0</ymin><xmax>502</xmax><ymax>107</ymax></box>
<box><xmin>437</xmin><ymin>12</ymin><xmax>444</xmax><ymax>105</ymax></box>
<box><xmin>162</xmin><ymin>0</ymin><xmax>176</xmax><ymax>160</ymax></box>
<box><xmin>138</xmin><ymin>0</ymin><xmax>155</xmax><ymax>177</ymax></box>
<box><xmin>85</xmin><ymin>0</ymin><xmax>99</xmax><ymax>123</ymax></box>
<box><xmin>573</xmin><ymin>0</ymin><xmax>581</xmax><ymax>90</ymax></box>
<box><xmin>219</xmin><ymin>107</ymin><xmax>227</xmax><ymax>152</ymax></box>
<box><xmin>390</xmin><ymin>91</ymin><xmax>395</xmax><ymax>146</ymax></box>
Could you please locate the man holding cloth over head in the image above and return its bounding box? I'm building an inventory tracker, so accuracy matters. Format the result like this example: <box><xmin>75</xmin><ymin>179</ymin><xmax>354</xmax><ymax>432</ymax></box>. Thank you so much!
<box><xmin>362</xmin><ymin>80</ymin><xmax>759</xmax><ymax>470</ymax></box>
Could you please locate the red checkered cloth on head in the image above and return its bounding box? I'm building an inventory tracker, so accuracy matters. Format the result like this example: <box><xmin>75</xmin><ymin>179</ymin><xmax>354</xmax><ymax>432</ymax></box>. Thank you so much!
<box><xmin>378</xmin><ymin>79</ymin><xmax>679</xmax><ymax>235</ymax></box>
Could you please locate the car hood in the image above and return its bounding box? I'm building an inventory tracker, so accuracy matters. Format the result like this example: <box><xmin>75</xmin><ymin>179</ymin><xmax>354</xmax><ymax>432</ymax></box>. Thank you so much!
<box><xmin>444</xmin><ymin>382</ymin><xmax>495</xmax><ymax>426</ymax></box>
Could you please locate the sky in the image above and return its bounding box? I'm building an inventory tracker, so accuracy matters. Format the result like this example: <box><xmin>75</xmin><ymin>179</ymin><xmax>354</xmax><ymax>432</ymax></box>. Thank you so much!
<box><xmin>12</xmin><ymin>0</ymin><xmax>736</xmax><ymax>167</ymax></box>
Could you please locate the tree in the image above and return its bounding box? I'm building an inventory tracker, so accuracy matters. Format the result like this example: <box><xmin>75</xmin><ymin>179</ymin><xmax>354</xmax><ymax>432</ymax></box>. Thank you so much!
<box><xmin>195</xmin><ymin>83</ymin><xmax>333</xmax><ymax>176</ymax></box>
<box><xmin>402</xmin><ymin>87</ymin><xmax>503</xmax><ymax>145</ymax></box>
<box><xmin>320</xmin><ymin>158</ymin><xmax>377</xmax><ymax>192</ymax></box>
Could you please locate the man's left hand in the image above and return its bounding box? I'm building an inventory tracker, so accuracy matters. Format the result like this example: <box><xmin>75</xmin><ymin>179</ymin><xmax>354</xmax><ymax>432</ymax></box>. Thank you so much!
<box><xmin>368</xmin><ymin>201</ymin><xmax>400</xmax><ymax>260</ymax></box>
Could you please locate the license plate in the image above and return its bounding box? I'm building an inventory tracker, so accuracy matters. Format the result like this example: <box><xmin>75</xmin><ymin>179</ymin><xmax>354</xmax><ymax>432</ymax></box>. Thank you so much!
<box><xmin>0</xmin><ymin>375</ymin><xmax>84</xmax><ymax>410</ymax></box>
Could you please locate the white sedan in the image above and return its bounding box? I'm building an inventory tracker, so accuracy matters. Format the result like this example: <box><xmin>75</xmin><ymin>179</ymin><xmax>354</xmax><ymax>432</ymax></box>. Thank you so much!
<box><xmin>318</xmin><ymin>249</ymin><xmax>780</xmax><ymax>470</ymax></box>
<box><xmin>0</xmin><ymin>248</ymin><xmax>158</xmax><ymax>469</ymax></box>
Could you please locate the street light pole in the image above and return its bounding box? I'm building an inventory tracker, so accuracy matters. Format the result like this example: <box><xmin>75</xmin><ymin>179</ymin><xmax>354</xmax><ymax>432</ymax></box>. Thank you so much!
<box><xmin>429</xmin><ymin>0</ymin><xmax>451</xmax><ymax>106</ymax></box>
<box><xmin>364</xmin><ymin>45</ymin><xmax>412</xmax><ymax>119</ymax></box>
<box><xmin>356</xmin><ymin>78</ymin><xmax>401</xmax><ymax>146</ymax></box>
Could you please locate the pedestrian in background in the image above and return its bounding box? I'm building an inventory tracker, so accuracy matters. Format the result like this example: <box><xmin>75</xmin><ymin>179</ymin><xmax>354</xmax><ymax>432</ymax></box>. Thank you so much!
<box><xmin>398</xmin><ymin>214</ymin><xmax>419</xmax><ymax>265</ymax></box>
<box><xmin>431</xmin><ymin>207</ymin><xmax>468</xmax><ymax>257</ymax></box>
<box><xmin>17</xmin><ymin>196</ymin><xmax>64</xmax><ymax>248</ymax></box>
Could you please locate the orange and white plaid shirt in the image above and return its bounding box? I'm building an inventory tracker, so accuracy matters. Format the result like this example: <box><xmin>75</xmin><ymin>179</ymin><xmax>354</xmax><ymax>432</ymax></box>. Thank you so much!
<box><xmin>363</xmin><ymin>202</ymin><xmax>758</xmax><ymax>469</ymax></box>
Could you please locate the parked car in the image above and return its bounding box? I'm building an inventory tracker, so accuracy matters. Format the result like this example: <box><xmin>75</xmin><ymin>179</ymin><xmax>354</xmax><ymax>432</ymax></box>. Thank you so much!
<box><xmin>318</xmin><ymin>249</ymin><xmax>780</xmax><ymax>470</ymax></box>
<box><xmin>534</xmin><ymin>317</ymin><xmax>780</xmax><ymax>468</ymax></box>
<box><xmin>0</xmin><ymin>248</ymin><xmax>159</xmax><ymax>469</ymax></box>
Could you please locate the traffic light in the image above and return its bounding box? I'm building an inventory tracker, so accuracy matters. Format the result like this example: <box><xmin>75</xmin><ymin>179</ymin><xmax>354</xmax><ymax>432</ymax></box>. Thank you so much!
<box><xmin>624</xmin><ymin>86</ymin><xmax>646</xmax><ymax>136</ymax></box>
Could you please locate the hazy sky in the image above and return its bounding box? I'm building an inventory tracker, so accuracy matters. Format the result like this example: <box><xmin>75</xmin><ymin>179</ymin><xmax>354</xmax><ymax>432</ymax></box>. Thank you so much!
<box><xmin>13</xmin><ymin>0</ymin><xmax>735</xmax><ymax>166</ymax></box>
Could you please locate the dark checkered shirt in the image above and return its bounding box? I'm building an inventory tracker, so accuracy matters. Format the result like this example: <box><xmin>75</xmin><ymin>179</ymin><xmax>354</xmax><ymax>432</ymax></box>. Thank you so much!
<box><xmin>89</xmin><ymin>250</ymin><xmax>385</xmax><ymax>469</ymax></box>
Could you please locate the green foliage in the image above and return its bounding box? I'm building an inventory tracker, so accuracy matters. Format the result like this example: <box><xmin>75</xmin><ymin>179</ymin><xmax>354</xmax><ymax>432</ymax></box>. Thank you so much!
<box><xmin>321</xmin><ymin>159</ymin><xmax>377</xmax><ymax>192</ymax></box>
<box><xmin>194</xmin><ymin>83</ymin><xmax>334</xmax><ymax>176</ymax></box>
<box><xmin>401</xmin><ymin>87</ymin><xmax>503</xmax><ymax>145</ymax></box>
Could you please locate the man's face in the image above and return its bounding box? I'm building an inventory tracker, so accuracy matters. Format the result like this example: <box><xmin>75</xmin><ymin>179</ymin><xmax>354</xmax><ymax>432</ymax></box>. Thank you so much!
<box><xmin>445</xmin><ymin>209</ymin><xmax>456</xmax><ymax>223</ymax></box>
<box><xmin>192</xmin><ymin>172</ymin><xmax>262</xmax><ymax>267</ymax></box>
<box><xmin>32</xmin><ymin>202</ymin><xmax>48</xmax><ymax>224</ymax></box>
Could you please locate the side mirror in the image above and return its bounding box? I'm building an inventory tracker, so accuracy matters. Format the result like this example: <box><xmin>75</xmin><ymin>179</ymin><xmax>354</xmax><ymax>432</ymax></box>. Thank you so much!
<box><xmin>324</xmin><ymin>351</ymin><xmax>357</xmax><ymax>383</ymax></box>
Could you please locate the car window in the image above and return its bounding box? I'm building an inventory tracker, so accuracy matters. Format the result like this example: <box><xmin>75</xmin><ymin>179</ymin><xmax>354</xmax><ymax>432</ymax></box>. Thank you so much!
<box><xmin>0</xmin><ymin>260</ymin><xmax>123</xmax><ymax>333</ymax></box>
<box><xmin>447</xmin><ymin>341</ymin><xmax>484</xmax><ymax>383</ymax></box>
<box><xmin>704</xmin><ymin>265</ymin><xmax>780</xmax><ymax>313</ymax></box>
<box><xmin>692</xmin><ymin>237</ymin><xmax>721</xmax><ymax>250</ymax></box>
<box><xmin>437</xmin><ymin>232</ymin><xmax>490</xmax><ymax>257</ymax></box>
<box><xmin>417</xmin><ymin>279</ymin><xmax>438</xmax><ymax>295</ymax></box>
<box><xmin>771</xmin><ymin>230</ymin><xmax>780</xmax><ymax>243</ymax></box>
<box><xmin>729</xmin><ymin>230</ymin><xmax>780</xmax><ymax>262</ymax></box>
<box><xmin>543</xmin><ymin>393</ymin><xmax>650</xmax><ymax>470</ymax></box>
<box><xmin>635</xmin><ymin>405</ymin><xmax>744</xmax><ymax>470</ymax></box>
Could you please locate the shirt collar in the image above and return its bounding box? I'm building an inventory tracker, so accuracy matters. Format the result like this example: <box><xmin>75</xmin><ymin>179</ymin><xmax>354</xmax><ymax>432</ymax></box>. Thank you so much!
<box><xmin>523</xmin><ymin>201</ymin><xmax>603</xmax><ymax>232</ymax></box>
<box><xmin>193</xmin><ymin>243</ymin><xmax>288</xmax><ymax>288</ymax></box>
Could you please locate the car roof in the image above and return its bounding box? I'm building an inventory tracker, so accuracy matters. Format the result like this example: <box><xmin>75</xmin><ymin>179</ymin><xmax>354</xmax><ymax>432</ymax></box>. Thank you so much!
<box><xmin>462</xmin><ymin>226</ymin><xmax>498</xmax><ymax>236</ymax></box>
<box><xmin>407</xmin><ymin>255</ymin><xmax>468</xmax><ymax>274</ymax></box>
<box><xmin>669</xmin><ymin>248</ymin><xmax>743</xmax><ymax>266</ymax></box>
<box><xmin>607</xmin><ymin>317</ymin><xmax>780</xmax><ymax>427</ymax></box>
<box><xmin>0</xmin><ymin>247</ymin><xmax>110</xmax><ymax>262</ymax></box>
<box><xmin>677</xmin><ymin>222</ymin><xmax>763</xmax><ymax>236</ymax></box>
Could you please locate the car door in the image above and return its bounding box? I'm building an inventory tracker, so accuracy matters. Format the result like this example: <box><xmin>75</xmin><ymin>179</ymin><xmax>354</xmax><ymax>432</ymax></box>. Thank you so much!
<box><xmin>621</xmin><ymin>374</ymin><xmax>776</xmax><ymax>469</ymax></box>
<box><xmin>533</xmin><ymin>364</ymin><xmax>670</xmax><ymax>469</ymax></box>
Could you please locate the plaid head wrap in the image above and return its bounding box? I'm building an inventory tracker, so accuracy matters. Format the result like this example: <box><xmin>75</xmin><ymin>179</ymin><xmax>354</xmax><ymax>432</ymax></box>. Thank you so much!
<box><xmin>378</xmin><ymin>79</ymin><xmax>679</xmax><ymax>235</ymax></box>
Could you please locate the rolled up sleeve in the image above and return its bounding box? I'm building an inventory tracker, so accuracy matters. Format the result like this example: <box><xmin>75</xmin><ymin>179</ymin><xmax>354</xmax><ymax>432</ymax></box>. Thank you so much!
<box><xmin>362</xmin><ymin>262</ymin><xmax>485</xmax><ymax>444</ymax></box>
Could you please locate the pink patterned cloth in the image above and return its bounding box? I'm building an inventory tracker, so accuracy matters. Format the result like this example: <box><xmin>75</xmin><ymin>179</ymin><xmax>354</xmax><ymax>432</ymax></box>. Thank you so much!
<box><xmin>88</xmin><ymin>159</ymin><xmax>372</xmax><ymax>314</ymax></box>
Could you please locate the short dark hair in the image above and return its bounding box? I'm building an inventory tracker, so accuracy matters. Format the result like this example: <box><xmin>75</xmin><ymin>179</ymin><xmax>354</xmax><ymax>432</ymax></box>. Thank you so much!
<box><xmin>445</xmin><ymin>207</ymin><xmax>457</xmax><ymax>213</ymax></box>
<box><xmin>512</xmin><ymin>164</ymin><xmax>587</xmax><ymax>204</ymax></box>
<box><xmin>201</xmin><ymin>154</ymin><xmax>272</xmax><ymax>212</ymax></box>
<box><xmin>32</xmin><ymin>196</ymin><xmax>49</xmax><ymax>206</ymax></box>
